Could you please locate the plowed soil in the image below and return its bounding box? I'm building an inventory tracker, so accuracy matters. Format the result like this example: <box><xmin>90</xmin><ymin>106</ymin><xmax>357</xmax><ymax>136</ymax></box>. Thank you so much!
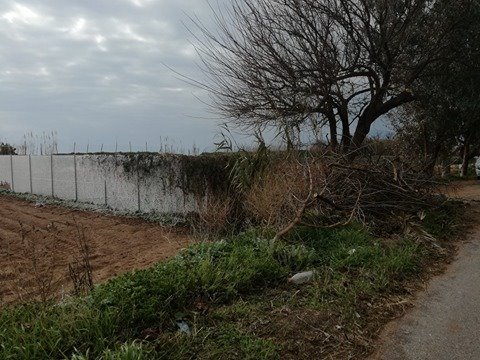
<box><xmin>0</xmin><ymin>194</ymin><xmax>193</xmax><ymax>307</ymax></box>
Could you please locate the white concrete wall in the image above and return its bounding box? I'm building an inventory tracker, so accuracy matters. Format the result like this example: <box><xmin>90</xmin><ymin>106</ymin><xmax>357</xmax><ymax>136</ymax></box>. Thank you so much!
<box><xmin>31</xmin><ymin>156</ymin><xmax>52</xmax><ymax>196</ymax></box>
<box><xmin>139</xmin><ymin>158</ymin><xmax>199</xmax><ymax>214</ymax></box>
<box><xmin>104</xmin><ymin>157</ymin><xmax>139</xmax><ymax>212</ymax></box>
<box><xmin>53</xmin><ymin>155</ymin><xmax>76</xmax><ymax>200</ymax></box>
<box><xmin>0</xmin><ymin>154</ymin><xmax>204</xmax><ymax>214</ymax></box>
<box><xmin>12</xmin><ymin>156</ymin><xmax>30</xmax><ymax>193</ymax></box>
<box><xmin>76</xmin><ymin>156</ymin><xmax>107</xmax><ymax>205</ymax></box>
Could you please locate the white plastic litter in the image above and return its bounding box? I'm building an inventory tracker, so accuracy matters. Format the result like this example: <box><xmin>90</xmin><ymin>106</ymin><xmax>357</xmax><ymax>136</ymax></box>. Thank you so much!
<box><xmin>288</xmin><ymin>271</ymin><xmax>315</xmax><ymax>285</ymax></box>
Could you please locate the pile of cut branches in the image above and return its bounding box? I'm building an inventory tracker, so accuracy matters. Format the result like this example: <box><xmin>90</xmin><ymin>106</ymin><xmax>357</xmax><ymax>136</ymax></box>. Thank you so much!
<box><xmin>319</xmin><ymin>159</ymin><xmax>440</xmax><ymax>223</ymax></box>
<box><xmin>240</xmin><ymin>152</ymin><xmax>443</xmax><ymax>240</ymax></box>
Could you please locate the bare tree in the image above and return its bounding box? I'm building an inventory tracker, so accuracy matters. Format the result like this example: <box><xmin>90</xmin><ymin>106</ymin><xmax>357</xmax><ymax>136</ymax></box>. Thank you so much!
<box><xmin>190</xmin><ymin>0</ymin><xmax>474</xmax><ymax>154</ymax></box>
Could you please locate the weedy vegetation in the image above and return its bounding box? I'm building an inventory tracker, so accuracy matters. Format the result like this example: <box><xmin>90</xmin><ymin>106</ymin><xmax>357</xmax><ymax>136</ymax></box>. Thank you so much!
<box><xmin>0</xmin><ymin>198</ymin><xmax>464</xmax><ymax>359</ymax></box>
<box><xmin>0</xmin><ymin>132</ymin><xmax>470</xmax><ymax>360</ymax></box>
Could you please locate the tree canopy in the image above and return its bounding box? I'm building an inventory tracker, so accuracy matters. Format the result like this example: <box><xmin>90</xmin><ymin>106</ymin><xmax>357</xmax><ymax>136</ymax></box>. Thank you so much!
<box><xmin>193</xmin><ymin>0</ymin><xmax>476</xmax><ymax>153</ymax></box>
<box><xmin>393</xmin><ymin>0</ymin><xmax>480</xmax><ymax>174</ymax></box>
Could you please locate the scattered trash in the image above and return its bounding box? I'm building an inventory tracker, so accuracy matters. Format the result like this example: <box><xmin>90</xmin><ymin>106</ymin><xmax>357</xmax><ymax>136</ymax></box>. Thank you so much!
<box><xmin>288</xmin><ymin>271</ymin><xmax>315</xmax><ymax>285</ymax></box>
<box><xmin>176</xmin><ymin>320</ymin><xmax>191</xmax><ymax>335</ymax></box>
<box><xmin>348</xmin><ymin>248</ymin><xmax>356</xmax><ymax>255</ymax></box>
<box><xmin>175</xmin><ymin>312</ymin><xmax>191</xmax><ymax>335</ymax></box>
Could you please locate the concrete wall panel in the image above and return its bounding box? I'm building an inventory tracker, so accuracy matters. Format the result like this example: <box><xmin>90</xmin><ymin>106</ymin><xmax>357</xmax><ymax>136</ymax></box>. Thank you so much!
<box><xmin>76</xmin><ymin>156</ymin><xmax>105</xmax><ymax>205</ymax></box>
<box><xmin>104</xmin><ymin>157</ymin><xmax>139</xmax><ymax>212</ymax></box>
<box><xmin>53</xmin><ymin>155</ymin><xmax>76</xmax><ymax>200</ymax></box>
<box><xmin>139</xmin><ymin>168</ymin><xmax>199</xmax><ymax>214</ymax></box>
<box><xmin>12</xmin><ymin>156</ymin><xmax>30</xmax><ymax>193</ymax></box>
<box><xmin>31</xmin><ymin>156</ymin><xmax>52</xmax><ymax>196</ymax></box>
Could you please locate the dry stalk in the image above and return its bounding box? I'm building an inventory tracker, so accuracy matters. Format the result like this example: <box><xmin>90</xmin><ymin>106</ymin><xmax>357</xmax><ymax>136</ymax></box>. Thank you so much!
<box><xmin>274</xmin><ymin>159</ymin><xmax>315</xmax><ymax>241</ymax></box>
<box><xmin>68</xmin><ymin>218</ymin><xmax>94</xmax><ymax>296</ymax></box>
<box><xmin>12</xmin><ymin>223</ymin><xmax>61</xmax><ymax>304</ymax></box>
<box><xmin>193</xmin><ymin>195</ymin><xmax>233</xmax><ymax>237</ymax></box>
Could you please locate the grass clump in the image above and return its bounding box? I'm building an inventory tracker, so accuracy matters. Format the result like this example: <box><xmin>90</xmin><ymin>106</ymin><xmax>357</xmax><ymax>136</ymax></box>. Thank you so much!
<box><xmin>0</xmin><ymin>300</ymin><xmax>119</xmax><ymax>359</ymax></box>
<box><xmin>154</xmin><ymin>325</ymin><xmax>279</xmax><ymax>360</ymax></box>
<box><xmin>422</xmin><ymin>201</ymin><xmax>463</xmax><ymax>238</ymax></box>
<box><xmin>71</xmin><ymin>341</ymin><xmax>155</xmax><ymax>360</ymax></box>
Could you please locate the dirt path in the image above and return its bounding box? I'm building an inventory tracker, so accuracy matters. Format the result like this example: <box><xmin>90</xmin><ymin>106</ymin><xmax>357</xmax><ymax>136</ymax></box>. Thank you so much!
<box><xmin>445</xmin><ymin>180</ymin><xmax>480</xmax><ymax>202</ymax></box>
<box><xmin>372</xmin><ymin>180</ymin><xmax>480</xmax><ymax>360</ymax></box>
<box><xmin>0</xmin><ymin>194</ymin><xmax>193</xmax><ymax>307</ymax></box>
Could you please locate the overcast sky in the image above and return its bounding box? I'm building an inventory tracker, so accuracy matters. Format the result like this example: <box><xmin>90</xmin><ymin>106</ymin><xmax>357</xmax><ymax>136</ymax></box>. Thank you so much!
<box><xmin>0</xmin><ymin>0</ymin><xmax>224</xmax><ymax>153</ymax></box>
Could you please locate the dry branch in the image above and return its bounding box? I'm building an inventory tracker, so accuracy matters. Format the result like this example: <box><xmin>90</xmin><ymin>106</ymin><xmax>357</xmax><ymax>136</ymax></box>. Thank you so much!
<box><xmin>246</xmin><ymin>152</ymin><xmax>441</xmax><ymax>239</ymax></box>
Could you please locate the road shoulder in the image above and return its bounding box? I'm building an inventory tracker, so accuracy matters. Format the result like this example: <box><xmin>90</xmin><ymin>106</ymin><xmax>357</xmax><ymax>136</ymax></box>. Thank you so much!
<box><xmin>371</xmin><ymin>202</ymin><xmax>480</xmax><ymax>360</ymax></box>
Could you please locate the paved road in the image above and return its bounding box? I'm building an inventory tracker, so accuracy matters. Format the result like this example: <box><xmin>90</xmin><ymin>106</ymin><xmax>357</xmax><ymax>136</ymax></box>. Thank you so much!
<box><xmin>373</xmin><ymin>183</ymin><xmax>480</xmax><ymax>360</ymax></box>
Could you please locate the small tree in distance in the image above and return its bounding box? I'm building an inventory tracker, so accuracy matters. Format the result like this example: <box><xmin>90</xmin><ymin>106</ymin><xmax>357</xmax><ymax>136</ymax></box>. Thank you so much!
<box><xmin>0</xmin><ymin>143</ymin><xmax>16</xmax><ymax>155</ymax></box>
<box><xmin>191</xmin><ymin>0</ymin><xmax>475</xmax><ymax>155</ymax></box>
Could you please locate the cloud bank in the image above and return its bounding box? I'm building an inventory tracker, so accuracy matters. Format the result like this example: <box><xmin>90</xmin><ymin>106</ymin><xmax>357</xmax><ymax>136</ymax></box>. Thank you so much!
<box><xmin>0</xmin><ymin>0</ymin><xmax>219</xmax><ymax>153</ymax></box>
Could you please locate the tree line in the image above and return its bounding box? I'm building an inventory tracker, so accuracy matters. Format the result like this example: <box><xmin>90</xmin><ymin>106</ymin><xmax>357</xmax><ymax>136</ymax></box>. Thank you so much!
<box><xmin>191</xmin><ymin>0</ymin><xmax>480</xmax><ymax>172</ymax></box>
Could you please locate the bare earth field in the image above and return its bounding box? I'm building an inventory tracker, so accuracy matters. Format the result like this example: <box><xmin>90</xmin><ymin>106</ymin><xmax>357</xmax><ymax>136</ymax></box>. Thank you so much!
<box><xmin>0</xmin><ymin>194</ymin><xmax>192</xmax><ymax>307</ymax></box>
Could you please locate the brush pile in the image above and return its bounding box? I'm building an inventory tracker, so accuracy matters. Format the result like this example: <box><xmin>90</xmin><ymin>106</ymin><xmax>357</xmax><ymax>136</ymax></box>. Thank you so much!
<box><xmin>237</xmin><ymin>152</ymin><xmax>443</xmax><ymax>238</ymax></box>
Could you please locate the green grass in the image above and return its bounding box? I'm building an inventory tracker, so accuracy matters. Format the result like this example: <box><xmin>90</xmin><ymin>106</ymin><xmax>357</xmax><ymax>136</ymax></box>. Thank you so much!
<box><xmin>153</xmin><ymin>324</ymin><xmax>279</xmax><ymax>360</ymax></box>
<box><xmin>0</xmin><ymin>204</ymin><xmax>462</xmax><ymax>359</ymax></box>
<box><xmin>422</xmin><ymin>201</ymin><xmax>463</xmax><ymax>238</ymax></box>
<box><xmin>71</xmin><ymin>342</ymin><xmax>155</xmax><ymax>360</ymax></box>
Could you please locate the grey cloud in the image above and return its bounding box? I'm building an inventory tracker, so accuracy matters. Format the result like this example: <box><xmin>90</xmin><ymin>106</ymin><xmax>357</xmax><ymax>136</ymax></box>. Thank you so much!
<box><xmin>0</xmin><ymin>0</ymin><xmax>222</xmax><ymax>152</ymax></box>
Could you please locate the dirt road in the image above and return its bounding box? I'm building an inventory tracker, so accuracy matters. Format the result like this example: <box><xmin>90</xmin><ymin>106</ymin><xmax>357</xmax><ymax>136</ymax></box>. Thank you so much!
<box><xmin>0</xmin><ymin>194</ymin><xmax>192</xmax><ymax>307</ymax></box>
<box><xmin>446</xmin><ymin>180</ymin><xmax>480</xmax><ymax>202</ymax></box>
<box><xmin>372</xmin><ymin>180</ymin><xmax>480</xmax><ymax>360</ymax></box>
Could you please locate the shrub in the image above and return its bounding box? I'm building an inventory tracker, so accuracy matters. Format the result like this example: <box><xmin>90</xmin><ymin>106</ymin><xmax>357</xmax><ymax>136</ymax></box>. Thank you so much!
<box><xmin>0</xmin><ymin>142</ymin><xmax>16</xmax><ymax>155</ymax></box>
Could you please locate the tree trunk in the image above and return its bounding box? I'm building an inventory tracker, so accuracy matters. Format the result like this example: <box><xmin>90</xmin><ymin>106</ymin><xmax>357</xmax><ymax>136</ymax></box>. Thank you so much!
<box><xmin>328</xmin><ymin>117</ymin><xmax>338</xmax><ymax>150</ymax></box>
<box><xmin>348</xmin><ymin>117</ymin><xmax>372</xmax><ymax>157</ymax></box>
<box><xmin>460</xmin><ymin>142</ymin><xmax>470</xmax><ymax>177</ymax></box>
<box><xmin>339</xmin><ymin>106</ymin><xmax>352</xmax><ymax>149</ymax></box>
<box><xmin>347</xmin><ymin>92</ymin><xmax>415</xmax><ymax>160</ymax></box>
<box><xmin>284</xmin><ymin>125</ymin><xmax>295</xmax><ymax>151</ymax></box>
<box><xmin>440</xmin><ymin>158</ymin><xmax>451</xmax><ymax>178</ymax></box>
<box><xmin>424</xmin><ymin>157</ymin><xmax>438</xmax><ymax>177</ymax></box>
<box><xmin>325</xmin><ymin>100</ymin><xmax>338</xmax><ymax>151</ymax></box>
<box><xmin>424</xmin><ymin>145</ymin><xmax>441</xmax><ymax>177</ymax></box>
